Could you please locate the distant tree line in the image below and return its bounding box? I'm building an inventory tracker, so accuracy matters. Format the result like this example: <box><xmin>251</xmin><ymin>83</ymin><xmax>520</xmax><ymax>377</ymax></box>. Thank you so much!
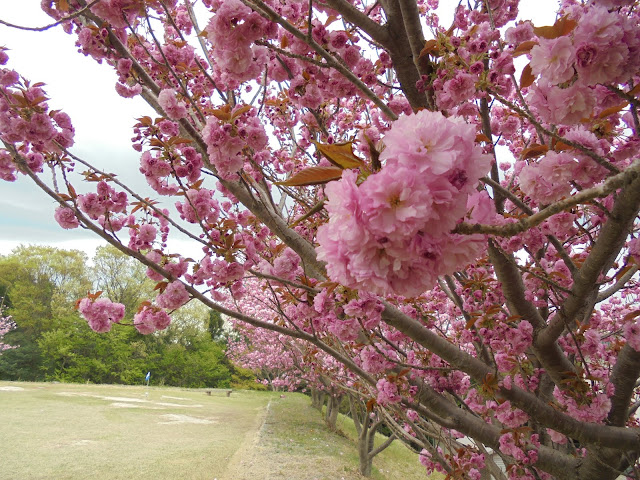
<box><xmin>0</xmin><ymin>245</ymin><xmax>260</xmax><ymax>389</ymax></box>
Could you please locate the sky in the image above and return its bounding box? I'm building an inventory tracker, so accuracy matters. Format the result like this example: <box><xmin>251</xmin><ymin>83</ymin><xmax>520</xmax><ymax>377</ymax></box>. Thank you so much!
<box><xmin>0</xmin><ymin>1</ymin><xmax>559</xmax><ymax>260</ymax></box>
<box><xmin>0</xmin><ymin>3</ymin><xmax>158</xmax><ymax>258</ymax></box>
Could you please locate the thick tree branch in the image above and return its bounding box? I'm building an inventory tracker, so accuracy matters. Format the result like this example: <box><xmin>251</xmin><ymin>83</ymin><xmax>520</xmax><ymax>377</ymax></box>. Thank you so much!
<box><xmin>540</xmin><ymin>169</ymin><xmax>640</xmax><ymax>345</ymax></box>
<box><xmin>608</xmin><ymin>345</ymin><xmax>640</xmax><ymax>427</ymax></box>
<box><xmin>378</xmin><ymin>0</ymin><xmax>430</xmax><ymax>110</ymax></box>
<box><xmin>408</xmin><ymin>379</ymin><xmax>583</xmax><ymax>479</ymax></box>
<box><xmin>380</xmin><ymin>299</ymin><xmax>640</xmax><ymax>452</ymax></box>
<box><xmin>456</xmin><ymin>160</ymin><xmax>640</xmax><ymax>237</ymax></box>
<box><xmin>487</xmin><ymin>241</ymin><xmax>582</xmax><ymax>393</ymax></box>
<box><xmin>323</xmin><ymin>0</ymin><xmax>390</xmax><ymax>46</ymax></box>
<box><xmin>596</xmin><ymin>265</ymin><xmax>639</xmax><ymax>303</ymax></box>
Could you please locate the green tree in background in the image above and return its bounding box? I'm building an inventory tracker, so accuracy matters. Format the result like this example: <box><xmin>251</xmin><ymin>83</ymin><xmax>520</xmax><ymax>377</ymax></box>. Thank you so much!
<box><xmin>208</xmin><ymin>310</ymin><xmax>225</xmax><ymax>342</ymax></box>
<box><xmin>0</xmin><ymin>257</ymin><xmax>57</xmax><ymax>379</ymax></box>
<box><xmin>0</xmin><ymin>244</ymin><xmax>256</xmax><ymax>388</ymax></box>
<box><xmin>92</xmin><ymin>245</ymin><xmax>154</xmax><ymax>311</ymax></box>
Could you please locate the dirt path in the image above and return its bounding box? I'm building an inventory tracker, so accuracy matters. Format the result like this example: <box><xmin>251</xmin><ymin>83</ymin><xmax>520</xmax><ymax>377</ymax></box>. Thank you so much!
<box><xmin>220</xmin><ymin>398</ymin><xmax>370</xmax><ymax>480</ymax></box>
<box><xmin>220</xmin><ymin>400</ymin><xmax>273</xmax><ymax>480</ymax></box>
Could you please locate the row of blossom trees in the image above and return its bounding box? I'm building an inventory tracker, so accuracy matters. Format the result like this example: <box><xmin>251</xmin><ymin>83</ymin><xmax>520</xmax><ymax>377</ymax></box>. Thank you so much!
<box><xmin>2</xmin><ymin>0</ymin><xmax>640</xmax><ymax>478</ymax></box>
<box><xmin>225</xmin><ymin>296</ymin><xmax>399</xmax><ymax>476</ymax></box>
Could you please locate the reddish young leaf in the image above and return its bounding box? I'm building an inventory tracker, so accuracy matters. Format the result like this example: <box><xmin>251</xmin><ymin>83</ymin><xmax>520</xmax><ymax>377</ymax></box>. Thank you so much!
<box><xmin>276</xmin><ymin>166</ymin><xmax>344</xmax><ymax>186</ymax></box>
<box><xmin>154</xmin><ymin>281</ymin><xmax>168</xmax><ymax>292</ymax></box>
<box><xmin>231</xmin><ymin>104</ymin><xmax>252</xmax><ymax>120</ymax></box>
<box><xmin>598</xmin><ymin>102</ymin><xmax>629</xmax><ymax>119</ymax></box>
<box><xmin>211</xmin><ymin>105</ymin><xmax>232</xmax><ymax>121</ymax></box>
<box><xmin>419</xmin><ymin>39</ymin><xmax>441</xmax><ymax>59</ymax></box>
<box><xmin>88</xmin><ymin>291</ymin><xmax>103</xmax><ymax>301</ymax></box>
<box><xmin>168</xmin><ymin>136</ymin><xmax>193</xmax><ymax>145</ymax></box>
<box><xmin>533</xmin><ymin>16</ymin><xmax>578</xmax><ymax>39</ymax></box>
<box><xmin>521</xmin><ymin>143</ymin><xmax>548</xmax><ymax>159</ymax></box>
<box><xmin>137</xmin><ymin>301</ymin><xmax>152</xmax><ymax>313</ymax></box>
<box><xmin>136</xmin><ymin>116</ymin><xmax>153</xmax><ymax>127</ymax></box>
<box><xmin>512</xmin><ymin>40</ymin><xmax>538</xmax><ymax>57</ymax></box>
<box><xmin>312</xmin><ymin>140</ymin><xmax>365</xmax><ymax>169</ymax></box>
<box><xmin>520</xmin><ymin>63</ymin><xmax>535</xmax><ymax>89</ymax></box>
<box><xmin>623</xmin><ymin>310</ymin><xmax>640</xmax><ymax>322</ymax></box>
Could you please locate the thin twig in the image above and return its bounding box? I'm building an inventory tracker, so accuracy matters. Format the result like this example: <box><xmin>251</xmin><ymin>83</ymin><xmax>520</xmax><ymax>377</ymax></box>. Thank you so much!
<box><xmin>0</xmin><ymin>0</ymin><xmax>101</xmax><ymax>32</ymax></box>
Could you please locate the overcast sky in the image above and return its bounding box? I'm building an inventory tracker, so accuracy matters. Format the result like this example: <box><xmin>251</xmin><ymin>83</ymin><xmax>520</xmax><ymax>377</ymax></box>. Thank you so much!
<box><xmin>0</xmin><ymin>3</ymin><xmax>158</xmax><ymax>258</ymax></box>
<box><xmin>0</xmin><ymin>2</ymin><xmax>558</xmax><ymax>259</ymax></box>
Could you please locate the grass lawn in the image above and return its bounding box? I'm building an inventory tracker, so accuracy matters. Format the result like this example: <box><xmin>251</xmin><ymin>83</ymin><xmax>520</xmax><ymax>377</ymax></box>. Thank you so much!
<box><xmin>0</xmin><ymin>381</ymin><xmax>276</xmax><ymax>480</ymax></box>
<box><xmin>0</xmin><ymin>382</ymin><xmax>436</xmax><ymax>480</ymax></box>
<box><xmin>263</xmin><ymin>394</ymin><xmax>435</xmax><ymax>480</ymax></box>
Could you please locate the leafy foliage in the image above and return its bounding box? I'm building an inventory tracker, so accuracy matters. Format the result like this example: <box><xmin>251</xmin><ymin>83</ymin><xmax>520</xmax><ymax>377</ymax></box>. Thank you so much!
<box><xmin>0</xmin><ymin>246</ymin><xmax>252</xmax><ymax>388</ymax></box>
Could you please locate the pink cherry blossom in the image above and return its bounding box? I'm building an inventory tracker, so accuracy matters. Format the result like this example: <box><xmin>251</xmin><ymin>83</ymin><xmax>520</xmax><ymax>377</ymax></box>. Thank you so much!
<box><xmin>77</xmin><ymin>296</ymin><xmax>125</xmax><ymax>333</ymax></box>
<box><xmin>54</xmin><ymin>206</ymin><xmax>80</xmax><ymax>229</ymax></box>
<box><xmin>317</xmin><ymin>111</ymin><xmax>491</xmax><ymax>296</ymax></box>
<box><xmin>528</xmin><ymin>80</ymin><xmax>595</xmax><ymax>125</ymax></box>
<box><xmin>376</xmin><ymin>378</ymin><xmax>401</xmax><ymax>405</ymax></box>
<box><xmin>0</xmin><ymin>150</ymin><xmax>17</xmax><ymax>181</ymax></box>
<box><xmin>158</xmin><ymin>88</ymin><xmax>188</xmax><ymax>120</ymax></box>
<box><xmin>529</xmin><ymin>36</ymin><xmax>575</xmax><ymax>85</ymax></box>
<box><xmin>156</xmin><ymin>281</ymin><xmax>190</xmax><ymax>310</ymax></box>
<box><xmin>175</xmin><ymin>188</ymin><xmax>220</xmax><ymax>224</ymax></box>
<box><xmin>134</xmin><ymin>306</ymin><xmax>172</xmax><ymax>334</ymax></box>
<box><xmin>519</xmin><ymin>152</ymin><xmax>577</xmax><ymax>204</ymax></box>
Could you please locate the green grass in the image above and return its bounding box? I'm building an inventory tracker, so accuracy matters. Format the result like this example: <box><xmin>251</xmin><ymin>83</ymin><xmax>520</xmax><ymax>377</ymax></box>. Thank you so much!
<box><xmin>329</xmin><ymin>408</ymin><xmax>431</xmax><ymax>480</ymax></box>
<box><xmin>0</xmin><ymin>382</ymin><xmax>436</xmax><ymax>480</ymax></box>
<box><xmin>0</xmin><ymin>381</ymin><xmax>276</xmax><ymax>480</ymax></box>
<box><xmin>264</xmin><ymin>394</ymin><xmax>434</xmax><ymax>480</ymax></box>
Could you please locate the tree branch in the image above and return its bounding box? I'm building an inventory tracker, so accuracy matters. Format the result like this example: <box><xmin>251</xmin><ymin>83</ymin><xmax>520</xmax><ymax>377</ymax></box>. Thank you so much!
<box><xmin>540</xmin><ymin>166</ymin><xmax>640</xmax><ymax>345</ymax></box>
<box><xmin>456</xmin><ymin>160</ymin><xmax>640</xmax><ymax>237</ymax></box>
<box><xmin>241</xmin><ymin>0</ymin><xmax>398</xmax><ymax>120</ymax></box>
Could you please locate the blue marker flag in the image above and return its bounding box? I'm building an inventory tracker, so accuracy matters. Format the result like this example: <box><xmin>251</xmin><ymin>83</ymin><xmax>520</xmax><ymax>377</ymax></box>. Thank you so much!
<box><xmin>145</xmin><ymin>371</ymin><xmax>151</xmax><ymax>382</ymax></box>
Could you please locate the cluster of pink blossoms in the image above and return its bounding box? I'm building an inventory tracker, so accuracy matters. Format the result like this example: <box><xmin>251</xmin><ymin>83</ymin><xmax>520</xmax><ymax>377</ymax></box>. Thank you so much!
<box><xmin>317</xmin><ymin>110</ymin><xmax>492</xmax><ymax>297</ymax></box>
<box><xmin>54</xmin><ymin>206</ymin><xmax>80</xmax><ymax>230</ymax></box>
<box><xmin>157</xmin><ymin>89</ymin><xmax>188</xmax><ymax>120</ymax></box>
<box><xmin>375</xmin><ymin>378</ymin><xmax>402</xmax><ymax>405</ymax></box>
<box><xmin>175</xmin><ymin>188</ymin><xmax>220</xmax><ymax>224</ymax></box>
<box><xmin>133</xmin><ymin>305</ymin><xmax>171</xmax><ymax>335</ymax></box>
<box><xmin>518</xmin><ymin>125</ymin><xmax>612</xmax><ymax>205</ymax></box>
<box><xmin>77</xmin><ymin>180</ymin><xmax>128</xmax><ymax>220</ymax></box>
<box><xmin>527</xmin><ymin>4</ymin><xmax>640</xmax><ymax>126</ymax></box>
<box><xmin>204</xmin><ymin>0</ymin><xmax>273</xmax><ymax>85</ymax></box>
<box><xmin>0</xmin><ymin>50</ymin><xmax>75</xmax><ymax>181</ymax></box>
<box><xmin>78</xmin><ymin>281</ymin><xmax>189</xmax><ymax>334</ymax></box>
<box><xmin>77</xmin><ymin>297</ymin><xmax>125</xmax><ymax>333</ymax></box>
<box><xmin>201</xmin><ymin>108</ymin><xmax>269</xmax><ymax>179</ymax></box>
<box><xmin>0</xmin><ymin>305</ymin><xmax>16</xmax><ymax>353</ymax></box>
<box><xmin>155</xmin><ymin>281</ymin><xmax>190</xmax><ymax>310</ymax></box>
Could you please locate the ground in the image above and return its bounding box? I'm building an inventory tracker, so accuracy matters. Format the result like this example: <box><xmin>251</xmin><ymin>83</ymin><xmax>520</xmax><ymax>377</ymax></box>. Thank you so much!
<box><xmin>0</xmin><ymin>382</ymin><xmax>428</xmax><ymax>480</ymax></box>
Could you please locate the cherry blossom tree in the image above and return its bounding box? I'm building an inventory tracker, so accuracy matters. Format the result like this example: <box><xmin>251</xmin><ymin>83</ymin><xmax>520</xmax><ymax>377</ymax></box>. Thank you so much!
<box><xmin>0</xmin><ymin>303</ymin><xmax>17</xmax><ymax>354</ymax></box>
<box><xmin>1</xmin><ymin>0</ymin><xmax>640</xmax><ymax>478</ymax></box>
<box><xmin>226</xmin><ymin>287</ymin><xmax>399</xmax><ymax>476</ymax></box>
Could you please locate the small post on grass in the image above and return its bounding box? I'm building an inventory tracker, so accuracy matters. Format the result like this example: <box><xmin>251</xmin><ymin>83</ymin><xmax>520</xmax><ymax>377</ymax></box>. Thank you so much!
<box><xmin>145</xmin><ymin>371</ymin><xmax>151</xmax><ymax>398</ymax></box>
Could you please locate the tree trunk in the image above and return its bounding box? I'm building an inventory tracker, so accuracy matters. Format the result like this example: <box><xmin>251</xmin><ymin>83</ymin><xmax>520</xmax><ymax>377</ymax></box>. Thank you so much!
<box><xmin>311</xmin><ymin>388</ymin><xmax>325</xmax><ymax>410</ymax></box>
<box><xmin>358</xmin><ymin>434</ymin><xmax>373</xmax><ymax>477</ymax></box>
<box><xmin>349</xmin><ymin>395</ymin><xmax>395</xmax><ymax>477</ymax></box>
<box><xmin>325</xmin><ymin>393</ymin><xmax>343</xmax><ymax>430</ymax></box>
